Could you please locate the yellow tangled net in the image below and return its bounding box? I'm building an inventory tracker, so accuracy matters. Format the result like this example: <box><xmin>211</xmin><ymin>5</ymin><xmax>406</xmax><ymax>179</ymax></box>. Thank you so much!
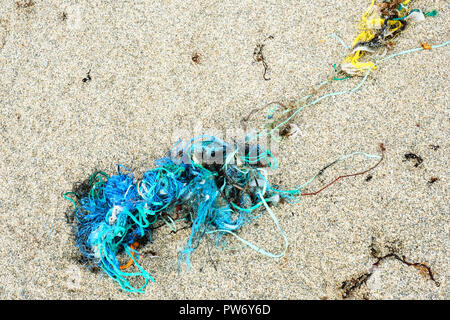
<box><xmin>341</xmin><ymin>0</ymin><xmax>412</xmax><ymax>75</ymax></box>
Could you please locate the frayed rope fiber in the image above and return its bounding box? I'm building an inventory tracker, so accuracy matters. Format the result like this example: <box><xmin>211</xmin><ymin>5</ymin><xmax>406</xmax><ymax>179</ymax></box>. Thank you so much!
<box><xmin>66</xmin><ymin>136</ymin><xmax>309</xmax><ymax>292</ymax></box>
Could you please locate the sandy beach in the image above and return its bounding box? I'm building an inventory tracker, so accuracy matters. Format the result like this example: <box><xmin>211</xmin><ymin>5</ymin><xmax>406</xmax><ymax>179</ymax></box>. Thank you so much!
<box><xmin>0</xmin><ymin>0</ymin><xmax>448</xmax><ymax>299</ymax></box>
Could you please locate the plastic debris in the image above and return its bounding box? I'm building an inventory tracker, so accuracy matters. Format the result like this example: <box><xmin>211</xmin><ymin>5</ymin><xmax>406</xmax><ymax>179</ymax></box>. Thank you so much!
<box><xmin>341</xmin><ymin>0</ymin><xmax>432</xmax><ymax>76</ymax></box>
<box><xmin>66</xmin><ymin>136</ymin><xmax>304</xmax><ymax>292</ymax></box>
<box><xmin>259</xmin><ymin>1</ymin><xmax>445</xmax><ymax>140</ymax></box>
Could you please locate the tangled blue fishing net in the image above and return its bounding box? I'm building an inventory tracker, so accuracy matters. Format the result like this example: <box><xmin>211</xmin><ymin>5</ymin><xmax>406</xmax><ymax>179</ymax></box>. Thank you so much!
<box><xmin>66</xmin><ymin>136</ymin><xmax>298</xmax><ymax>293</ymax></box>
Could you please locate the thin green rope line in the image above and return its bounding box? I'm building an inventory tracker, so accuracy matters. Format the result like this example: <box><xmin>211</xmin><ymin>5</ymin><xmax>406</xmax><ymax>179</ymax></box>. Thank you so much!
<box><xmin>250</xmin><ymin>39</ymin><xmax>450</xmax><ymax>142</ymax></box>
<box><xmin>206</xmin><ymin>191</ymin><xmax>288</xmax><ymax>259</ymax></box>
<box><xmin>63</xmin><ymin>192</ymin><xmax>78</xmax><ymax>210</ymax></box>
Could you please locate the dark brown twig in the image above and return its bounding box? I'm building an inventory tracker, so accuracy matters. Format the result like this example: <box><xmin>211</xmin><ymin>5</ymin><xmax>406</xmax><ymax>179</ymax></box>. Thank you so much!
<box><xmin>341</xmin><ymin>239</ymin><xmax>440</xmax><ymax>299</ymax></box>
<box><xmin>253</xmin><ymin>36</ymin><xmax>273</xmax><ymax>81</ymax></box>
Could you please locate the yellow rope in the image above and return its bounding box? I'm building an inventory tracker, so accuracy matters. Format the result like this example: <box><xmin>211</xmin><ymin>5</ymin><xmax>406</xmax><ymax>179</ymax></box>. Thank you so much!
<box><xmin>341</xmin><ymin>0</ymin><xmax>412</xmax><ymax>75</ymax></box>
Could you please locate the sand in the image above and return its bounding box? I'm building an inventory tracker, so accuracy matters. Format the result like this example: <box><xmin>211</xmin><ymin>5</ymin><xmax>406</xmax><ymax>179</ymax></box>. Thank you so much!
<box><xmin>0</xmin><ymin>0</ymin><xmax>448</xmax><ymax>299</ymax></box>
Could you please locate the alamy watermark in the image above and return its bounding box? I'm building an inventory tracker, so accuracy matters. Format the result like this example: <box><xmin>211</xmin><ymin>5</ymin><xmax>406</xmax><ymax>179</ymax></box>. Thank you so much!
<box><xmin>169</xmin><ymin>121</ymin><xmax>302</xmax><ymax>168</ymax></box>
